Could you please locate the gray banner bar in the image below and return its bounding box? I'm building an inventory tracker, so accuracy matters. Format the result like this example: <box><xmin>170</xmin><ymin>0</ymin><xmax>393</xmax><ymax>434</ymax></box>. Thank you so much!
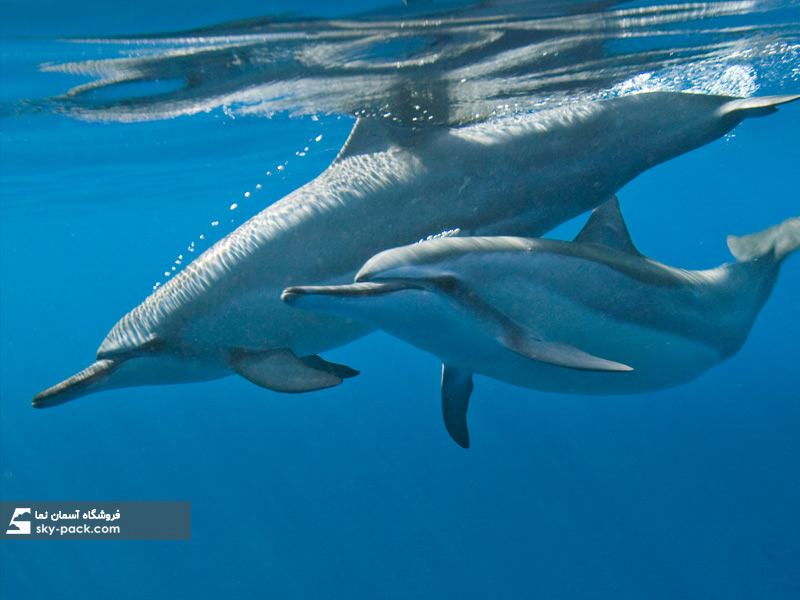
<box><xmin>0</xmin><ymin>501</ymin><xmax>190</xmax><ymax>540</ymax></box>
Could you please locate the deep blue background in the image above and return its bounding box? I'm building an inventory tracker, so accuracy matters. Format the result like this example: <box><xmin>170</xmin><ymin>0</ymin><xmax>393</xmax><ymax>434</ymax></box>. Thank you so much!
<box><xmin>1</xmin><ymin>2</ymin><xmax>799</xmax><ymax>598</ymax></box>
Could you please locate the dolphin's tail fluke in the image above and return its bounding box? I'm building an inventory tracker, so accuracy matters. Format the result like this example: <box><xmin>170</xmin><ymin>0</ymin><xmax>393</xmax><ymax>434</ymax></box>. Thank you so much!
<box><xmin>720</xmin><ymin>95</ymin><xmax>800</xmax><ymax>119</ymax></box>
<box><xmin>727</xmin><ymin>216</ymin><xmax>800</xmax><ymax>263</ymax></box>
<box><xmin>32</xmin><ymin>360</ymin><xmax>120</xmax><ymax>408</ymax></box>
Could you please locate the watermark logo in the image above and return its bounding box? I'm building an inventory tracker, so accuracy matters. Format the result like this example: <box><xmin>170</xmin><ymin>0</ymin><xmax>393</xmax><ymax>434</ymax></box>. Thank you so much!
<box><xmin>5</xmin><ymin>507</ymin><xmax>31</xmax><ymax>535</ymax></box>
<box><xmin>1</xmin><ymin>502</ymin><xmax>190</xmax><ymax>540</ymax></box>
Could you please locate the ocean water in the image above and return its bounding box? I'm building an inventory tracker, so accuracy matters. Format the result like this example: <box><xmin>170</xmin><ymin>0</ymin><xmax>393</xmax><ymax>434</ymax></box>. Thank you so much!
<box><xmin>1</xmin><ymin>1</ymin><xmax>799</xmax><ymax>598</ymax></box>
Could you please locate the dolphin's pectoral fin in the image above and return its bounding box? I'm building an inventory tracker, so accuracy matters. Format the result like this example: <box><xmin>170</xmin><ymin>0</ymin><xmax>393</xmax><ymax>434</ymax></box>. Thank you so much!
<box><xmin>228</xmin><ymin>348</ymin><xmax>357</xmax><ymax>393</ymax></box>
<box><xmin>441</xmin><ymin>364</ymin><xmax>473</xmax><ymax>449</ymax></box>
<box><xmin>433</xmin><ymin>276</ymin><xmax>634</xmax><ymax>373</ymax></box>
<box><xmin>501</xmin><ymin>326</ymin><xmax>633</xmax><ymax>372</ymax></box>
<box><xmin>297</xmin><ymin>354</ymin><xmax>360</xmax><ymax>380</ymax></box>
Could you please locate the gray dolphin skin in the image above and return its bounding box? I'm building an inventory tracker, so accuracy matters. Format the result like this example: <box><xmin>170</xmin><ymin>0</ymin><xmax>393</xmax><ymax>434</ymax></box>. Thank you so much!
<box><xmin>33</xmin><ymin>92</ymin><xmax>798</xmax><ymax>408</ymax></box>
<box><xmin>282</xmin><ymin>198</ymin><xmax>800</xmax><ymax>448</ymax></box>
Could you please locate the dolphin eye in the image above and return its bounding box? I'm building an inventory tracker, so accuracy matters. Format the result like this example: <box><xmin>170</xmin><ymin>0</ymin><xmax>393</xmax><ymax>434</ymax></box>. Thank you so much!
<box><xmin>141</xmin><ymin>337</ymin><xmax>164</xmax><ymax>354</ymax></box>
<box><xmin>436</xmin><ymin>276</ymin><xmax>459</xmax><ymax>293</ymax></box>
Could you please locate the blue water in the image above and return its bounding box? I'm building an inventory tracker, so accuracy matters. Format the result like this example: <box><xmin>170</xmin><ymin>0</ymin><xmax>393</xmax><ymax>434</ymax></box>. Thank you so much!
<box><xmin>2</xmin><ymin>2</ymin><xmax>799</xmax><ymax>598</ymax></box>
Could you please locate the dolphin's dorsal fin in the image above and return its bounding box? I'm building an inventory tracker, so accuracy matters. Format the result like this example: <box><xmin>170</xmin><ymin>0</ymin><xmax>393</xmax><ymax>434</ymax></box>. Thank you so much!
<box><xmin>334</xmin><ymin>116</ymin><xmax>435</xmax><ymax>162</ymax></box>
<box><xmin>228</xmin><ymin>348</ymin><xmax>358</xmax><ymax>393</ymax></box>
<box><xmin>441</xmin><ymin>364</ymin><xmax>473</xmax><ymax>449</ymax></box>
<box><xmin>573</xmin><ymin>196</ymin><xmax>641</xmax><ymax>256</ymax></box>
<box><xmin>335</xmin><ymin>118</ymin><xmax>388</xmax><ymax>162</ymax></box>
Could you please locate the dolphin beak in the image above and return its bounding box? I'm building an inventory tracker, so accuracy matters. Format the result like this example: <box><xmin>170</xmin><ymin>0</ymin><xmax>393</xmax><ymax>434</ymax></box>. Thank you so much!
<box><xmin>282</xmin><ymin>281</ymin><xmax>415</xmax><ymax>304</ymax></box>
<box><xmin>32</xmin><ymin>359</ymin><xmax>120</xmax><ymax>408</ymax></box>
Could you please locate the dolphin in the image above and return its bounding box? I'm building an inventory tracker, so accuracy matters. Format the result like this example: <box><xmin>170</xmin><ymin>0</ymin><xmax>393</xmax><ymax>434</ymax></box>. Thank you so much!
<box><xmin>282</xmin><ymin>198</ymin><xmax>800</xmax><ymax>447</ymax></box>
<box><xmin>33</xmin><ymin>92</ymin><xmax>798</xmax><ymax>408</ymax></box>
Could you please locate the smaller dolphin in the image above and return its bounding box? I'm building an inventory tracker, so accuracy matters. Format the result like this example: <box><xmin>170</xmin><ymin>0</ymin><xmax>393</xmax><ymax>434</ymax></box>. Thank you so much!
<box><xmin>283</xmin><ymin>199</ymin><xmax>800</xmax><ymax>447</ymax></box>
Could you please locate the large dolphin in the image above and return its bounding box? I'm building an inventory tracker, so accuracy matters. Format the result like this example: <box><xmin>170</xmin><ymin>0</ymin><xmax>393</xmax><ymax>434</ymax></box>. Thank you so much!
<box><xmin>33</xmin><ymin>92</ymin><xmax>798</xmax><ymax>407</ymax></box>
<box><xmin>283</xmin><ymin>198</ymin><xmax>800</xmax><ymax>447</ymax></box>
